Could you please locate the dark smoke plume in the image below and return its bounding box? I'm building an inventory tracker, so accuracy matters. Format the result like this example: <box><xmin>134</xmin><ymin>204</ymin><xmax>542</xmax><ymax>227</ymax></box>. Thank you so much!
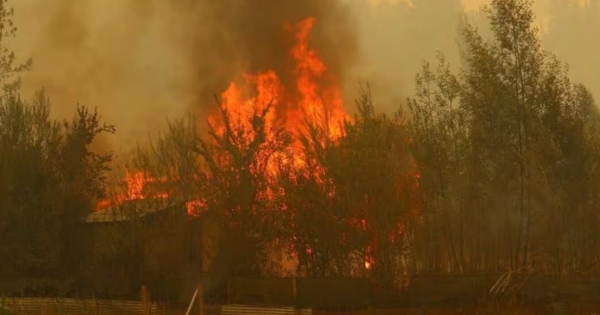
<box><xmin>13</xmin><ymin>0</ymin><xmax>358</xmax><ymax>151</ymax></box>
<box><xmin>174</xmin><ymin>0</ymin><xmax>359</xmax><ymax>115</ymax></box>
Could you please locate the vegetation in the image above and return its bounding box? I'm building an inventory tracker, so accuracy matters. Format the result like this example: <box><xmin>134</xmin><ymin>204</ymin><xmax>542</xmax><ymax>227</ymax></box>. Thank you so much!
<box><xmin>0</xmin><ymin>91</ymin><xmax>114</xmax><ymax>285</ymax></box>
<box><xmin>0</xmin><ymin>0</ymin><xmax>114</xmax><ymax>291</ymax></box>
<box><xmin>1</xmin><ymin>0</ymin><xmax>599</xmax><ymax>310</ymax></box>
<box><xmin>407</xmin><ymin>0</ymin><xmax>600</xmax><ymax>276</ymax></box>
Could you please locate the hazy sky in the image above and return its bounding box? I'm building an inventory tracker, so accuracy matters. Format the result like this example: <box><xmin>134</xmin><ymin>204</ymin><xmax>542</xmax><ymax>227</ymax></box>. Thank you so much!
<box><xmin>346</xmin><ymin>0</ymin><xmax>599</xmax><ymax>109</ymax></box>
<box><xmin>9</xmin><ymin>0</ymin><xmax>600</xmax><ymax>151</ymax></box>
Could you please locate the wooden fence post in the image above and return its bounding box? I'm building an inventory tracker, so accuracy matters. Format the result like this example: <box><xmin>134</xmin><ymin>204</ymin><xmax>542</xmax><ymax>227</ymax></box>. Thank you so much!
<box><xmin>141</xmin><ymin>286</ymin><xmax>151</xmax><ymax>315</ymax></box>
<box><xmin>292</xmin><ymin>278</ymin><xmax>297</xmax><ymax>307</ymax></box>
<box><xmin>227</xmin><ymin>280</ymin><xmax>231</xmax><ymax>304</ymax></box>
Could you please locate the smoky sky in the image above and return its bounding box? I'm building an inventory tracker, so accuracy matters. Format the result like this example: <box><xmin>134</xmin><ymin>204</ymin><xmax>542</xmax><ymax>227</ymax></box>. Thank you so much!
<box><xmin>11</xmin><ymin>0</ymin><xmax>358</xmax><ymax>152</ymax></box>
<box><xmin>10</xmin><ymin>0</ymin><xmax>600</xmax><ymax>152</ymax></box>
<box><xmin>175</xmin><ymin>0</ymin><xmax>358</xmax><ymax>116</ymax></box>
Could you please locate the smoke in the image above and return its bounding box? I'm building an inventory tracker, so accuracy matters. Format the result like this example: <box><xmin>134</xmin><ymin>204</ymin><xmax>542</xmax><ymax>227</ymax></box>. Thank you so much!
<box><xmin>543</xmin><ymin>0</ymin><xmax>600</xmax><ymax>103</ymax></box>
<box><xmin>341</xmin><ymin>0</ymin><xmax>464</xmax><ymax>110</ymax></box>
<box><xmin>10</xmin><ymin>0</ymin><xmax>600</xmax><ymax>154</ymax></box>
<box><xmin>340</xmin><ymin>0</ymin><xmax>598</xmax><ymax>112</ymax></box>
<box><xmin>175</xmin><ymin>0</ymin><xmax>359</xmax><ymax>118</ymax></box>
<box><xmin>11</xmin><ymin>0</ymin><xmax>358</xmax><ymax>153</ymax></box>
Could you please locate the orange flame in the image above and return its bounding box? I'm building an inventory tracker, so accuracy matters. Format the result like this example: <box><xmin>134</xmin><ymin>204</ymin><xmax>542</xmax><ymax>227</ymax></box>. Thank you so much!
<box><xmin>96</xmin><ymin>170</ymin><xmax>205</xmax><ymax>217</ymax></box>
<box><xmin>209</xmin><ymin>17</ymin><xmax>349</xmax><ymax>173</ymax></box>
<box><xmin>95</xmin><ymin>170</ymin><xmax>169</xmax><ymax>211</ymax></box>
<box><xmin>289</xmin><ymin>17</ymin><xmax>347</xmax><ymax>141</ymax></box>
<box><xmin>94</xmin><ymin>17</ymin><xmax>420</xmax><ymax>274</ymax></box>
<box><xmin>206</xmin><ymin>17</ymin><xmax>352</xmax><ymax>265</ymax></box>
<box><xmin>186</xmin><ymin>199</ymin><xmax>206</xmax><ymax>217</ymax></box>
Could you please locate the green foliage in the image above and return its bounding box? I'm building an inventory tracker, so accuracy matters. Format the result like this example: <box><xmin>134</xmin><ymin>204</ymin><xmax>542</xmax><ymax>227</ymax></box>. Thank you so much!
<box><xmin>407</xmin><ymin>54</ymin><xmax>469</xmax><ymax>274</ymax></box>
<box><xmin>4</xmin><ymin>0</ymin><xmax>600</xmax><ymax>300</ymax></box>
<box><xmin>407</xmin><ymin>0</ymin><xmax>600</xmax><ymax>275</ymax></box>
<box><xmin>0</xmin><ymin>89</ymin><xmax>114</xmax><ymax>278</ymax></box>
<box><xmin>277</xmin><ymin>85</ymin><xmax>417</xmax><ymax>286</ymax></box>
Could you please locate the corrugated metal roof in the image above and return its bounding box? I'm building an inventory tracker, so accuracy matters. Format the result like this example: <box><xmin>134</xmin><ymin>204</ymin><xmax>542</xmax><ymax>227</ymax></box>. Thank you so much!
<box><xmin>221</xmin><ymin>304</ymin><xmax>312</xmax><ymax>315</ymax></box>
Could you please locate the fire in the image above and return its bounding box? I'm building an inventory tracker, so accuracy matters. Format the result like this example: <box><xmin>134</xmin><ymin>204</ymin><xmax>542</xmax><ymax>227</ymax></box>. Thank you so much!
<box><xmin>365</xmin><ymin>245</ymin><xmax>375</xmax><ymax>270</ymax></box>
<box><xmin>212</xmin><ymin>71</ymin><xmax>282</xmax><ymax>144</ymax></box>
<box><xmin>209</xmin><ymin>17</ymin><xmax>389</xmax><ymax>271</ymax></box>
<box><xmin>96</xmin><ymin>170</ymin><xmax>205</xmax><ymax>217</ymax></box>
<box><xmin>289</xmin><ymin>17</ymin><xmax>347</xmax><ymax>141</ymax></box>
<box><xmin>94</xmin><ymin>16</ymin><xmax>417</xmax><ymax>274</ymax></box>
<box><xmin>209</xmin><ymin>17</ymin><xmax>349</xmax><ymax>172</ymax></box>
<box><xmin>186</xmin><ymin>200</ymin><xmax>206</xmax><ymax>217</ymax></box>
<box><xmin>95</xmin><ymin>170</ymin><xmax>170</xmax><ymax>211</ymax></box>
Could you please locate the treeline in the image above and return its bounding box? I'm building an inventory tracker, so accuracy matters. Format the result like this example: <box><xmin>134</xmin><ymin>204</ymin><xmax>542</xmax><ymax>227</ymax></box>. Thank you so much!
<box><xmin>406</xmin><ymin>0</ymin><xmax>600</xmax><ymax>276</ymax></box>
<box><xmin>1</xmin><ymin>0</ymin><xmax>600</xmax><ymax>298</ymax></box>
<box><xmin>133</xmin><ymin>0</ymin><xmax>600</xmax><ymax>289</ymax></box>
<box><xmin>0</xmin><ymin>90</ymin><xmax>114</xmax><ymax>282</ymax></box>
<box><xmin>0</xmin><ymin>0</ymin><xmax>115</xmax><ymax>291</ymax></box>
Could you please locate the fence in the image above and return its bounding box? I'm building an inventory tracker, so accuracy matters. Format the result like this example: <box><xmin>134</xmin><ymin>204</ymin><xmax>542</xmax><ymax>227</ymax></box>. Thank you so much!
<box><xmin>4</xmin><ymin>275</ymin><xmax>599</xmax><ymax>314</ymax></box>
<box><xmin>0</xmin><ymin>297</ymin><xmax>159</xmax><ymax>314</ymax></box>
<box><xmin>221</xmin><ymin>304</ymin><xmax>312</xmax><ymax>315</ymax></box>
<box><xmin>227</xmin><ymin>278</ymin><xmax>371</xmax><ymax>308</ymax></box>
<box><xmin>1</xmin><ymin>284</ymin><xmax>313</xmax><ymax>315</ymax></box>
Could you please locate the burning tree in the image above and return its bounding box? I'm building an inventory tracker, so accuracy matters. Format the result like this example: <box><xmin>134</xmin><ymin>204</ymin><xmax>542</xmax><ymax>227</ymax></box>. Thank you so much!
<box><xmin>124</xmin><ymin>17</ymin><xmax>420</xmax><ymax>286</ymax></box>
<box><xmin>284</xmin><ymin>85</ymin><xmax>420</xmax><ymax>286</ymax></box>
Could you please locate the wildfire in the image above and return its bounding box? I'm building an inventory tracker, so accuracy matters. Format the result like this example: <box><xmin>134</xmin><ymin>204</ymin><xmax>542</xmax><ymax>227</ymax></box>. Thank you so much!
<box><xmin>210</xmin><ymin>17</ymin><xmax>349</xmax><ymax>174</ymax></box>
<box><xmin>186</xmin><ymin>199</ymin><xmax>206</xmax><ymax>217</ymax></box>
<box><xmin>205</xmin><ymin>16</ymin><xmax>377</xmax><ymax>269</ymax></box>
<box><xmin>95</xmin><ymin>170</ymin><xmax>167</xmax><ymax>212</ymax></box>
<box><xmin>289</xmin><ymin>17</ymin><xmax>347</xmax><ymax>141</ymax></box>
<box><xmin>95</xmin><ymin>17</ymin><xmax>410</xmax><ymax>272</ymax></box>
<box><xmin>95</xmin><ymin>170</ymin><xmax>204</xmax><ymax>217</ymax></box>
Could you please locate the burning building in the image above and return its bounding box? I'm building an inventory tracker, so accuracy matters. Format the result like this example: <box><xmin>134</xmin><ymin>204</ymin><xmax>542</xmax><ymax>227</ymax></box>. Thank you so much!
<box><xmin>78</xmin><ymin>12</ymin><xmax>413</xmax><ymax>301</ymax></box>
<box><xmin>80</xmin><ymin>173</ymin><xmax>211</xmax><ymax>300</ymax></box>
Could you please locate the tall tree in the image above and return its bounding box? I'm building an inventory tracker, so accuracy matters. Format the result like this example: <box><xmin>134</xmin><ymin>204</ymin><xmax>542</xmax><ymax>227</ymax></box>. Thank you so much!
<box><xmin>408</xmin><ymin>0</ymin><xmax>600</xmax><ymax>275</ymax></box>
<box><xmin>196</xmin><ymin>99</ymin><xmax>292</xmax><ymax>279</ymax></box>
<box><xmin>0</xmin><ymin>90</ymin><xmax>114</xmax><ymax>281</ymax></box>
<box><xmin>0</xmin><ymin>0</ymin><xmax>31</xmax><ymax>90</ymax></box>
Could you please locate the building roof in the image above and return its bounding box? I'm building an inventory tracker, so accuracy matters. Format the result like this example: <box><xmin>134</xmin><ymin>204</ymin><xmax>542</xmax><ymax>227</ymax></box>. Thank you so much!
<box><xmin>83</xmin><ymin>198</ymin><xmax>181</xmax><ymax>224</ymax></box>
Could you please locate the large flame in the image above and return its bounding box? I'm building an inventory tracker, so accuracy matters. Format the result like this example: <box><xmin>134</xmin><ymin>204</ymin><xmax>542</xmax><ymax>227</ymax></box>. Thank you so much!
<box><xmin>289</xmin><ymin>17</ymin><xmax>347</xmax><ymax>141</ymax></box>
<box><xmin>211</xmin><ymin>17</ymin><xmax>348</xmax><ymax>162</ymax></box>
<box><xmin>208</xmin><ymin>17</ymin><xmax>370</xmax><ymax>269</ymax></box>
<box><xmin>96</xmin><ymin>17</ymin><xmax>380</xmax><ymax>270</ymax></box>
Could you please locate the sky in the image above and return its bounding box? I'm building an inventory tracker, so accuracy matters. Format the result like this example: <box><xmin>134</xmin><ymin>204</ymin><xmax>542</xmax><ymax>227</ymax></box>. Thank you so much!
<box><xmin>349</xmin><ymin>0</ymin><xmax>599</xmax><ymax>108</ymax></box>
<box><xmin>9</xmin><ymin>0</ymin><xmax>600</xmax><ymax>152</ymax></box>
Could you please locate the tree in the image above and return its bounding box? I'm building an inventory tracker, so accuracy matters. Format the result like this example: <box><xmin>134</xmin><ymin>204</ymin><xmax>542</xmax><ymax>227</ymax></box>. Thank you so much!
<box><xmin>407</xmin><ymin>0</ymin><xmax>600</xmax><ymax>275</ymax></box>
<box><xmin>281</xmin><ymin>86</ymin><xmax>417</xmax><ymax>288</ymax></box>
<box><xmin>460</xmin><ymin>0</ymin><xmax>547</xmax><ymax>270</ymax></box>
<box><xmin>0</xmin><ymin>90</ymin><xmax>114</xmax><ymax>284</ymax></box>
<box><xmin>407</xmin><ymin>54</ymin><xmax>468</xmax><ymax>274</ymax></box>
<box><xmin>195</xmin><ymin>99</ymin><xmax>292</xmax><ymax>279</ymax></box>
<box><xmin>133</xmin><ymin>114</ymin><xmax>206</xmax><ymax>205</ymax></box>
<box><xmin>335</xmin><ymin>86</ymin><xmax>416</xmax><ymax>288</ymax></box>
<box><xmin>0</xmin><ymin>0</ymin><xmax>32</xmax><ymax>90</ymax></box>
